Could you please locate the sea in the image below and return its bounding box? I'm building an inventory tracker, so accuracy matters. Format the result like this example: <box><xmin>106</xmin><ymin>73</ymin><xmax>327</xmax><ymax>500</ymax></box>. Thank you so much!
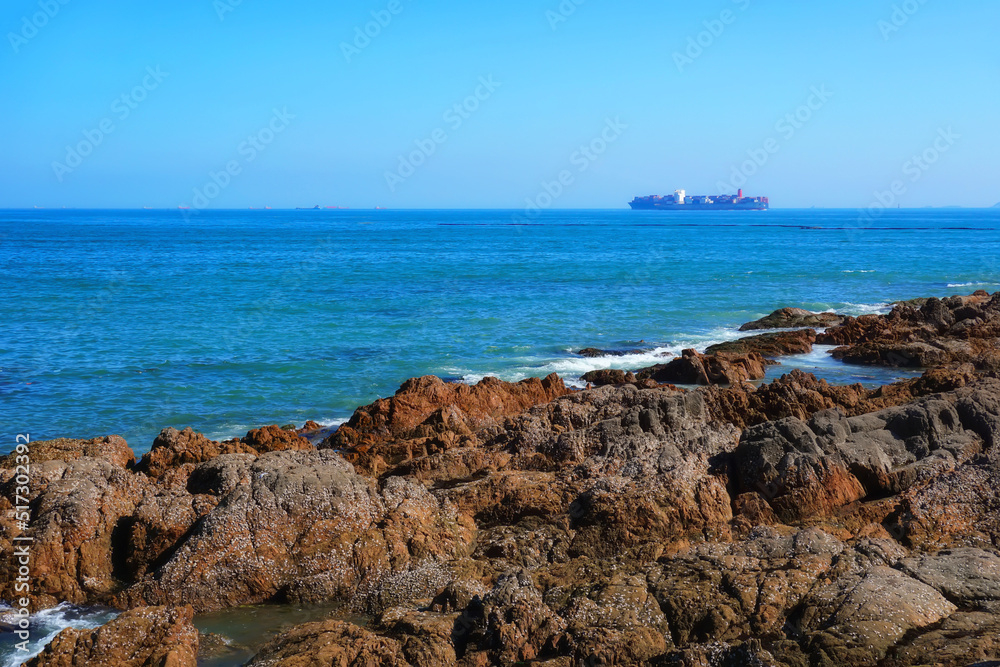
<box><xmin>2</xmin><ymin>207</ymin><xmax>999</xmax><ymax>664</ymax></box>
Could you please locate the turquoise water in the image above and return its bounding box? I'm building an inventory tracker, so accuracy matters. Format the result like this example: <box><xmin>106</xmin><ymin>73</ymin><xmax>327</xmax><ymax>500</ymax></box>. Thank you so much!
<box><xmin>2</xmin><ymin>208</ymin><xmax>999</xmax><ymax>455</ymax></box>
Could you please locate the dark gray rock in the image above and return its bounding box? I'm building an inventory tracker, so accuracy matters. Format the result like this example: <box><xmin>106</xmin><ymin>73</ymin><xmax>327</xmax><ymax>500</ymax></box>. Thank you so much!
<box><xmin>735</xmin><ymin>383</ymin><xmax>999</xmax><ymax>520</ymax></box>
<box><xmin>897</xmin><ymin>547</ymin><xmax>1000</xmax><ymax>606</ymax></box>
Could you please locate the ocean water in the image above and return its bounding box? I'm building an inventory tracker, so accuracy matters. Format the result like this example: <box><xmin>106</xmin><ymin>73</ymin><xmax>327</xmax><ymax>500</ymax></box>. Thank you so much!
<box><xmin>2</xmin><ymin>208</ymin><xmax>999</xmax><ymax>456</ymax></box>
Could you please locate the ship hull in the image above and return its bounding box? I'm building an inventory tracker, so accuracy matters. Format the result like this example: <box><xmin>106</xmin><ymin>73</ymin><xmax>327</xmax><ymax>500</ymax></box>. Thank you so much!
<box><xmin>629</xmin><ymin>201</ymin><xmax>768</xmax><ymax>211</ymax></box>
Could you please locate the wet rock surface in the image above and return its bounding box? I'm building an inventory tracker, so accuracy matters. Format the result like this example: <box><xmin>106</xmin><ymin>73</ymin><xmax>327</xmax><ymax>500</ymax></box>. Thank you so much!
<box><xmin>706</xmin><ymin>328</ymin><xmax>817</xmax><ymax>357</ymax></box>
<box><xmin>7</xmin><ymin>292</ymin><xmax>1000</xmax><ymax>666</ymax></box>
<box><xmin>245</xmin><ymin>619</ymin><xmax>408</xmax><ymax>666</ymax></box>
<box><xmin>579</xmin><ymin>368</ymin><xmax>638</xmax><ymax>386</ymax></box>
<box><xmin>576</xmin><ymin>347</ymin><xmax>649</xmax><ymax>358</ymax></box>
<box><xmin>321</xmin><ymin>374</ymin><xmax>570</xmax><ymax>476</ymax></box>
<box><xmin>23</xmin><ymin>605</ymin><xmax>199</xmax><ymax>667</ymax></box>
<box><xmin>636</xmin><ymin>348</ymin><xmax>772</xmax><ymax>386</ymax></box>
<box><xmin>740</xmin><ymin>307</ymin><xmax>845</xmax><ymax>331</ymax></box>
<box><xmin>819</xmin><ymin>291</ymin><xmax>1000</xmax><ymax>369</ymax></box>
<box><xmin>0</xmin><ymin>435</ymin><xmax>135</xmax><ymax>470</ymax></box>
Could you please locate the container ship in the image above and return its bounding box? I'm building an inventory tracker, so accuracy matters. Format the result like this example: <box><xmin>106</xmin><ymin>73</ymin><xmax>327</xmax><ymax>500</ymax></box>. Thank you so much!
<box><xmin>629</xmin><ymin>189</ymin><xmax>768</xmax><ymax>211</ymax></box>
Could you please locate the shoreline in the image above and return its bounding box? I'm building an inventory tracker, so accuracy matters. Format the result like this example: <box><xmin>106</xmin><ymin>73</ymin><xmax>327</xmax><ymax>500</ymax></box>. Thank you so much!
<box><xmin>0</xmin><ymin>301</ymin><xmax>920</xmax><ymax>457</ymax></box>
<box><xmin>8</xmin><ymin>205</ymin><xmax>999</xmax><ymax>455</ymax></box>
<box><xmin>3</xmin><ymin>290</ymin><xmax>1000</xmax><ymax>666</ymax></box>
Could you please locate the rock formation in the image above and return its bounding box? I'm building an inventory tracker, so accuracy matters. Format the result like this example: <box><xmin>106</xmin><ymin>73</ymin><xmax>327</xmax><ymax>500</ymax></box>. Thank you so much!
<box><xmin>7</xmin><ymin>292</ymin><xmax>1000</xmax><ymax>666</ymax></box>
<box><xmin>322</xmin><ymin>374</ymin><xmax>570</xmax><ymax>476</ymax></box>
<box><xmin>819</xmin><ymin>290</ymin><xmax>1000</xmax><ymax>369</ymax></box>
<box><xmin>23</xmin><ymin>606</ymin><xmax>198</xmax><ymax>667</ymax></box>
<box><xmin>636</xmin><ymin>348</ymin><xmax>771</xmax><ymax>386</ymax></box>
<box><xmin>740</xmin><ymin>306</ymin><xmax>844</xmax><ymax>331</ymax></box>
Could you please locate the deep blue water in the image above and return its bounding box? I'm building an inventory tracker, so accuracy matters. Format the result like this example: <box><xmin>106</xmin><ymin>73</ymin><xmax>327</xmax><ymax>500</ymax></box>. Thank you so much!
<box><xmin>2</xmin><ymin>208</ymin><xmax>999</xmax><ymax>455</ymax></box>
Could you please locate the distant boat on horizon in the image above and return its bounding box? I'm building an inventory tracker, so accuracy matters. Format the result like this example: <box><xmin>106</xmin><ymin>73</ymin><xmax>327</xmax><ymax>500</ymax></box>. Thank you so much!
<box><xmin>629</xmin><ymin>188</ymin><xmax>768</xmax><ymax>211</ymax></box>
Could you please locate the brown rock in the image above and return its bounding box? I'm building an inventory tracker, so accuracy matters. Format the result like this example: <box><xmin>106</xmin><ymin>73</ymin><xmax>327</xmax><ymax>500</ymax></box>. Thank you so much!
<box><xmin>831</xmin><ymin>339</ymin><xmax>966</xmax><ymax>367</ymax></box>
<box><xmin>636</xmin><ymin>348</ymin><xmax>771</xmax><ymax>386</ymax></box>
<box><xmin>882</xmin><ymin>610</ymin><xmax>1000</xmax><ymax>666</ymax></box>
<box><xmin>479</xmin><ymin>569</ymin><xmax>567</xmax><ymax>664</ymax></box>
<box><xmin>323</xmin><ymin>374</ymin><xmax>570</xmax><ymax>476</ymax></box>
<box><xmin>0</xmin><ymin>435</ymin><xmax>135</xmax><ymax>469</ymax></box>
<box><xmin>24</xmin><ymin>605</ymin><xmax>198</xmax><ymax>667</ymax></box>
<box><xmin>579</xmin><ymin>369</ymin><xmax>637</xmax><ymax>386</ymax></box>
<box><xmin>464</xmin><ymin>384</ymin><xmax>741</xmax><ymax>557</ymax></box>
<box><xmin>735</xmin><ymin>383</ymin><xmax>994</xmax><ymax>522</ymax></box>
<box><xmin>739</xmin><ymin>307</ymin><xmax>844</xmax><ymax>331</ymax></box>
<box><xmin>118</xmin><ymin>475</ymin><xmax>220</xmax><ymax>581</ymax></box>
<box><xmin>137</xmin><ymin>427</ymin><xmax>256</xmax><ymax>479</ymax></box>
<box><xmin>647</xmin><ymin>528</ymin><xmax>847</xmax><ymax>645</ymax></box>
<box><xmin>890</xmin><ymin>462</ymin><xmax>1000</xmax><ymax>550</ymax></box>
<box><xmin>245</xmin><ymin>619</ymin><xmax>409</xmax><ymax>666</ymax></box>
<box><xmin>116</xmin><ymin>450</ymin><xmax>474</xmax><ymax>612</ymax></box>
<box><xmin>668</xmin><ymin>640</ymin><xmax>780</xmax><ymax>667</ymax></box>
<box><xmin>706</xmin><ymin>328</ymin><xmax>817</xmax><ymax>357</ymax></box>
<box><xmin>377</xmin><ymin>608</ymin><xmax>462</xmax><ymax>666</ymax></box>
<box><xmin>896</xmin><ymin>547</ymin><xmax>1000</xmax><ymax>605</ymax></box>
<box><xmin>329</xmin><ymin>374</ymin><xmax>569</xmax><ymax>449</ymax></box>
<box><xmin>817</xmin><ymin>292</ymin><xmax>1000</xmax><ymax>370</ymax></box>
<box><xmin>0</xmin><ymin>457</ymin><xmax>148</xmax><ymax>609</ymax></box>
<box><xmin>240</xmin><ymin>424</ymin><xmax>312</xmax><ymax>453</ymax></box>
<box><xmin>137</xmin><ymin>426</ymin><xmax>313</xmax><ymax>480</ymax></box>
<box><xmin>703</xmin><ymin>365</ymin><xmax>979</xmax><ymax>431</ymax></box>
<box><xmin>794</xmin><ymin>567</ymin><xmax>956</xmax><ymax>665</ymax></box>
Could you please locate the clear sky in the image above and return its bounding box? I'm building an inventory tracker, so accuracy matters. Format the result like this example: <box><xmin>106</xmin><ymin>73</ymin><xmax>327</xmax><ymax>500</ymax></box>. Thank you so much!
<box><xmin>2</xmin><ymin>0</ymin><xmax>997</xmax><ymax>209</ymax></box>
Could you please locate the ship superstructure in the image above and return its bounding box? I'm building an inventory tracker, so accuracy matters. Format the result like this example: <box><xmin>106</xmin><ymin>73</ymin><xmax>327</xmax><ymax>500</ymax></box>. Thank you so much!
<box><xmin>629</xmin><ymin>189</ymin><xmax>768</xmax><ymax>211</ymax></box>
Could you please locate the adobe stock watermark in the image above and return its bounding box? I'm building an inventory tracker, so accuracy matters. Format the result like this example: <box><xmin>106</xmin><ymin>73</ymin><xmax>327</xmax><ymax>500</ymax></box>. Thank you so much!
<box><xmin>8</xmin><ymin>434</ymin><xmax>33</xmax><ymax>654</ymax></box>
<box><xmin>51</xmin><ymin>66</ymin><xmax>169</xmax><ymax>183</ymax></box>
<box><xmin>384</xmin><ymin>75</ymin><xmax>501</xmax><ymax>192</ymax></box>
<box><xmin>181</xmin><ymin>107</ymin><xmax>295</xmax><ymax>214</ymax></box>
<box><xmin>878</xmin><ymin>0</ymin><xmax>930</xmax><ymax>40</ymax></box>
<box><xmin>857</xmin><ymin>126</ymin><xmax>959</xmax><ymax>224</ymax></box>
<box><xmin>717</xmin><ymin>85</ymin><xmax>833</xmax><ymax>194</ymax></box>
<box><xmin>214</xmin><ymin>0</ymin><xmax>245</xmax><ymax>21</ymax></box>
<box><xmin>341</xmin><ymin>0</ymin><xmax>411</xmax><ymax>63</ymax></box>
<box><xmin>546</xmin><ymin>0</ymin><xmax>586</xmax><ymax>31</ymax></box>
<box><xmin>515</xmin><ymin>117</ymin><xmax>627</xmax><ymax>221</ymax></box>
<box><xmin>7</xmin><ymin>0</ymin><xmax>71</xmax><ymax>54</ymax></box>
<box><xmin>674</xmin><ymin>0</ymin><xmax>751</xmax><ymax>73</ymax></box>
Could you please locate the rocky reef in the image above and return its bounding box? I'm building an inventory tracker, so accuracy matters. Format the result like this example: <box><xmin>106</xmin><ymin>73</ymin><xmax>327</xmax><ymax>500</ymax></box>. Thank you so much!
<box><xmin>4</xmin><ymin>292</ymin><xmax>1000</xmax><ymax>666</ymax></box>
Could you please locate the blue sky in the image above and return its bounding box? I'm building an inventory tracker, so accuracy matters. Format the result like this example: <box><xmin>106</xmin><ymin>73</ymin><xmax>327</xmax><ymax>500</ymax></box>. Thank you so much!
<box><xmin>1</xmin><ymin>0</ymin><xmax>997</xmax><ymax>209</ymax></box>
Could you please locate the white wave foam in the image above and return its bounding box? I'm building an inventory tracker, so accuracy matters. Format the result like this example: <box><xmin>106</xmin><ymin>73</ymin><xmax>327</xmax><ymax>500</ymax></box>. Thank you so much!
<box><xmin>313</xmin><ymin>417</ymin><xmax>348</xmax><ymax>428</ymax></box>
<box><xmin>946</xmin><ymin>282</ymin><xmax>997</xmax><ymax>288</ymax></box>
<box><xmin>833</xmin><ymin>302</ymin><xmax>892</xmax><ymax>316</ymax></box>
<box><xmin>454</xmin><ymin>328</ymin><xmax>751</xmax><ymax>388</ymax></box>
<box><xmin>841</xmin><ymin>270</ymin><xmax>876</xmax><ymax>273</ymax></box>
<box><xmin>458</xmin><ymin>371</ymin><xmax>529</xmax><ymax>385</ymax></box>
<box><xmin>0</xmin><ymin>603</ymin><xmax>118</xmax><ymax>667</ymax></box>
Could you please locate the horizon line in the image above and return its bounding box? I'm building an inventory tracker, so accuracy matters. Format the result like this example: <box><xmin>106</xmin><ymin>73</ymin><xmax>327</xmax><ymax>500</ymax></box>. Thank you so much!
<box><xmin>2</xmin><ymin>206</ymin><xmax>999</xmax><ymax>212</ymax></box>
